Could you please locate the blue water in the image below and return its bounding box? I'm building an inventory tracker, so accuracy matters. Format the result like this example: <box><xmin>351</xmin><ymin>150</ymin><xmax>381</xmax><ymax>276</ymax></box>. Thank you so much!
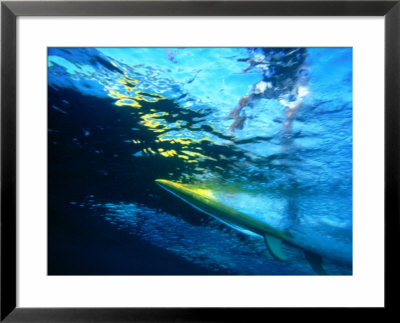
<box><xmin>48</xmin><ymin>47</ymin><xmax>352</xmax><ymax>275</ymax></box>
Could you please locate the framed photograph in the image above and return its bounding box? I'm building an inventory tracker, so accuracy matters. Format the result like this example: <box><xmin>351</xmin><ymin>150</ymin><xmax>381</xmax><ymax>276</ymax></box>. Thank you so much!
<box><xmin>1</xmin><ymin>0</ymin><xmax>398</xmax><ymax>321</ymax></box>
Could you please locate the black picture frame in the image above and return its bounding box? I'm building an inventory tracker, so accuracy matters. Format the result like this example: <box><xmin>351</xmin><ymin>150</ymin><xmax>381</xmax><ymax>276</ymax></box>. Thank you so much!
<box><xmin>1</xmin><ymin>0</ymin><xmax>399</xmax><ymax>321</ymax></box>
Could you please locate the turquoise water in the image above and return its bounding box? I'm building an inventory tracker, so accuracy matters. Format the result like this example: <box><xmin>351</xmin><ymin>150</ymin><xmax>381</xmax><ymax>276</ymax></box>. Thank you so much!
<box><xmin>48</xmin><ymin>47</ymin><xmax>352</xmax><ymax>275</ymax></box>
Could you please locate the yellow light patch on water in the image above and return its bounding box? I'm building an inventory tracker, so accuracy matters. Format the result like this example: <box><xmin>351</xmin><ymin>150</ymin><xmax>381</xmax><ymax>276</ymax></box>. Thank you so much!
<box><xmin>181</xmin><ymin>150</ymin><xmax>217</xmax><ymax>162</ymax></box>
<box><xmin>117</xmin><ymin>78</ymin><xmax>127</xmax><ymax>85</ymax></box>
<box><xmin>109</xmin><ymin>90</ymin><xmax>142</xmax><ymax>108</ymax></box>
<box><xmin>124</xmin><ymin>86</ymin><xmax>135</xmax><ymax>92</ymax></box>
<box><xmin>160</xmin><ymin>148</ymin><xmax>217</xmax><ymax>164</ymax></box>
<box><xmin>134</xmin><ymin>91</ymin><xmax>165</xmax><ymax>103</ymax></box>
<box><xmin>180</xmin><ymin>150</ymin><xmax>214</xmax><ymax>162</ymax></box>
<box><xmin>176</xmin><ymin>138</ymin><xmax>193</xmax><ymax>145</ymax></box>
<box><xmin>155</xmin><ymin>134</ymin><xmax>217</xmax><ymax>163</ymax></box>
<box><xmin>147</xmin><ymin>147</ymin><xmax>156</xmax><ymax>155</ymax></box>
<box><xmin>109</xmin><ymin>81</ymin><xmax>165</xmax><ymax>108</ymax></box>
<box><xmin>109</xmin><ymin>90</ymin><xmax>125</xmax><ymax>99</ymax></box>
<box><xmin>140</xmin><ymin>113</ymin><xmax>167</xmax><ymax>133</ymax></box>
<box><xmin>160</xmin><ymin>149</ymin><xmax>177</xmax><ymax>157</ymax></box>
<box><xmin>123</xmin><ymin>73</ymin><xmax>140</xmax><ymax>84</ymax></box>
<box><xmin>117</xmin><ymin>74</ymin><xmax>140</xmax><ymax>91</ymax></box>
<box><xmin>115</xmin><ymin>99</ymin><xmax>141</xmax><ymax>108</ymax></box>
<box><xmin>157</xmin><ymin>136</ymin><xmax>197</xmax><ymax>145</ymax></box>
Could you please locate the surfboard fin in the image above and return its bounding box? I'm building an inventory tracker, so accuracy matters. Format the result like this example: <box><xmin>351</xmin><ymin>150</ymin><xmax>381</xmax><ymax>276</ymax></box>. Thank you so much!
<box><xmin>264</xmin><ymin>234</ymin><xmax>288</xmax><ymax>261</ymax></box>
<box><xmin>304</xmin><ymin>250</ymin><xmax>327</xmax><ymax>275</ymax></box>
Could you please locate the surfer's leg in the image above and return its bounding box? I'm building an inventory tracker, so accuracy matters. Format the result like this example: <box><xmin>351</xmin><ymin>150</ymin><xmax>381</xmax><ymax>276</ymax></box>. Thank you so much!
<box><xmin>228</xmin><ymin>90</ymin><xmax>265</xmax><ymax>131</ymax></box>
<box><xmin>228</xmin><ymin>94</ymin><xmax>255</xmax><ymax>131</ymax></box>
<box><xmin>228</xmin><ymin>95</ymin><xmax>253</xmax><ymax>119</ymax></box>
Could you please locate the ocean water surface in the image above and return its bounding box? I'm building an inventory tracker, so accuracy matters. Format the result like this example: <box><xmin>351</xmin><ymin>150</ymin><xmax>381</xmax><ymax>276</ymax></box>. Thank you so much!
<box><xmin>48</xmin><ymin>47</ymin><xmax>352</xmax><ymax>275</ymax></box>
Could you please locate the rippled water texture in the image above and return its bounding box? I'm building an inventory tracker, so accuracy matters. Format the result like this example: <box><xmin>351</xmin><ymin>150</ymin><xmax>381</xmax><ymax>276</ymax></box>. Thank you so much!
<box><xmin>48</xmin><ymin>47</ymin><xmax>352</xmax><ymax>275</ymax></box>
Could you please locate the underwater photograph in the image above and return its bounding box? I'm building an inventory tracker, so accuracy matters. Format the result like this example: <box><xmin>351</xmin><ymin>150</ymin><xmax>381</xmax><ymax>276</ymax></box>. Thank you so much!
<box><xmin>48</xmin><ymin>47</ymin><xmax>352</xmax><ymax>275</ymax></box>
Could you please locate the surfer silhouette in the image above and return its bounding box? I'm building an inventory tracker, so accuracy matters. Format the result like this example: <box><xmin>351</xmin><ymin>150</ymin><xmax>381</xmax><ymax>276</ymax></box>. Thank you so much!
<box><xmin>229</xmin><ymin>48</ymin><xmax>311</xmax><ymax>228</ymax></box>
<box><xmin>228</xmin><ymin>48</ymin><xmax>310</xmax><ymax>132</ymax></box>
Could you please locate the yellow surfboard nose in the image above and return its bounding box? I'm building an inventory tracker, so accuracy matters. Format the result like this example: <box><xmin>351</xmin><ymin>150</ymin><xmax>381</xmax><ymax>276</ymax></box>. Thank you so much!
<box><xmin>154</xmin><ymin>178</ymin><xmax>168</xmax><ymax>185</ymax></box>
<box><xmin>155</xmin><ymin>179</ymin><xmax>188</xmax><ymax>196</ymax></box>
<box><xmin>155</xmin><ymin>179</ymin><xmax>179</xmax><ymax>189</ymax></box>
